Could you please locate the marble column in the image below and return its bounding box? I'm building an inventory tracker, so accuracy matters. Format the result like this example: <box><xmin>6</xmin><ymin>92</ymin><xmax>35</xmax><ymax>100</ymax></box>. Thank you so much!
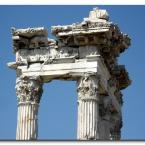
<box><xmin>77</xmin><ymin>74</ymin><xmax>100</xmax><ymax>140</ymax></box>
<box><xmin>15</xmin><ymin>76</ymin><xmax>43</xmax><ymax>140</ymax></box>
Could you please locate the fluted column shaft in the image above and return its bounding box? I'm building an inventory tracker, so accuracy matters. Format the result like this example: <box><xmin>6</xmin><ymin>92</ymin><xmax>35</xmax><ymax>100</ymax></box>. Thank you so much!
<box><xmin>15</xmin><ymin>76</ymin><xmax>43</xmax><ymax>140</ymax></box>
<box><xmin>77</xmin><ymin>74</ymin><xmax>100</xmax><ymax>140</ymax></box>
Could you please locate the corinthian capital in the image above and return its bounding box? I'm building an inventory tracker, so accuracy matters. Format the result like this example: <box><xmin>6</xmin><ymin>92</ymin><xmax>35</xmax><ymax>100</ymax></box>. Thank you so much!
<box><xmin>15</xmin><ymin>76</ymin><xmax>43</xmax><ymax>104</ymax></box>
<box><xmin>77</xmin><ymin>74</ymin><xmax>99</xmax><ymax>101</ymax></box>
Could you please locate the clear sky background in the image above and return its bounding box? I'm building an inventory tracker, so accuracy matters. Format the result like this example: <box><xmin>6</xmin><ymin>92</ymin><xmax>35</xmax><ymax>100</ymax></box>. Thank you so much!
<box><xmin>0</xmin><ymin>5</ymin><xmax>145</xmax><ymax>140</ymax></box>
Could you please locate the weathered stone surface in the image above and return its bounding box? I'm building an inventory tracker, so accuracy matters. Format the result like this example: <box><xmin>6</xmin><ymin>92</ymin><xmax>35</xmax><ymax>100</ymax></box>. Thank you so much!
<box><xmin>15</xmin><ymin>76</ymin><xmax>43</xmax><ymax>140</ymax></box>
<box><xmin>110</xmin><ymin>115</ymin><xmax>122</xmax><ymax>140</ymax></box>
<box><xmin>88</xmin><ymin>7</ymin><xmax>109</xmax><ymax>22</ymax></box>
<box><xmin>112</xmin><ymin>65</ymin><xmax>131</xmax><ymax>90</ymax></box>
<box><xmin>12</xmin><ymin>27</ymin><xmax>48</xmax><ymax>38</ymax></box>
<box><xmin>15</xmin><ymin>76</ymin><xmax>43</xmax><ymax>104</ymax></box>
<box><xmin>77</xmin><ymin>75</ymin><xmax>99</xmax><ymax>101</ymax></box>
<box><xmin>77</xmin><ymin>75</ymin><xmax>99</xmax><ymax>140</ymax></box>
<box><xmin>12</xmin><ymin>27</ymin><xmax>49</xmax><ymax>52</ymax></box>
<box><xmin>8</xmin><ymin>7</ymin><xmax>131</xmax><ymax>140</ymax></box>
<box><xmin>16</xmin><ymin>103</ymin><xmax>39</xmax><ymax>140</ymax></box>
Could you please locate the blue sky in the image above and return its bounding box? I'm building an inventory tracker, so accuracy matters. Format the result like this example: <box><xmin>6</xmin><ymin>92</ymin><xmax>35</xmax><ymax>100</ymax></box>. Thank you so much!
<box><xmin>0</xmin><ymin>5</ymin><xmax>145</xmax><ymax>140</ymax></box>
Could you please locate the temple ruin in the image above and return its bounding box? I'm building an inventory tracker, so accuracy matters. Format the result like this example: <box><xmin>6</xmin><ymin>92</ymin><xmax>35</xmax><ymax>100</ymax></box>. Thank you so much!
<box><xmin>7</xmin><ymin>7</ymin><xmax>131</xmax><ymax>140</ymax></box>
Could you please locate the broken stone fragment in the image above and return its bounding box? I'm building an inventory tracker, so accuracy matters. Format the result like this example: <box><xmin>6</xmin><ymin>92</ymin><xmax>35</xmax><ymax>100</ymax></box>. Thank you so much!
<box><xmin>7</xmin><ymin>62</ymin><xmax>18</xmax><ymax>69</ymax></box>
<box><xmin>11</xmin><ymin>27</ymin><xmax>48</xmax><ymax>38</ymax></box>
<box><xmin>88</xmin><ymin>7</ymin><xmax>109</xmax><ymax>22</ymax></box>
<box><xmin>112</xmin><ymin>65</ymin><xmax>131</xmax><ymax>90</ymax></box>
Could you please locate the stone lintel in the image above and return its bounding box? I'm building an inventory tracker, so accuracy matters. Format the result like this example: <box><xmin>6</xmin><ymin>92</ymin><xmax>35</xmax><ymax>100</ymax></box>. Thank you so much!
<box><xmin>16</xmin><ymin>61</ymin><xmax>98</xmax><ymax>82</ymax></box>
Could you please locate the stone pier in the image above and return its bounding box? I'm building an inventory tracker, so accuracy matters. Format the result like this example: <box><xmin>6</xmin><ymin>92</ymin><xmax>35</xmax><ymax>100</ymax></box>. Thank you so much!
<box><xmin>8</xmin><ymin>7</ymin><xmax>131</xmax><ymax>140</ymax></box>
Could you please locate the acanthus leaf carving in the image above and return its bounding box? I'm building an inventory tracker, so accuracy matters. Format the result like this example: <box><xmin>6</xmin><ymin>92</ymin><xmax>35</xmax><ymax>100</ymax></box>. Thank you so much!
<box><xmin>77</xmin><ymin>74</ymin><xmax>99</xmax><ymax>101</ymax></box>
<box><xmin>15</xmin><ymin>76</ymin><xmax>43</xmax><ymax>104</ymax></box>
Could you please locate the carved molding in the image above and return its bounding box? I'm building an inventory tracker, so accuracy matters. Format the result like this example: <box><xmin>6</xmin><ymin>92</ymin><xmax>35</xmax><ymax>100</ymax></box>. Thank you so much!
<box><xmin>15</xmin><ymin>76</ymin><xmax>43</xmax><ymax>104</ymax></box>
<box><xmin>14</xmin><ymin>46</ymin><xmax>79</xmax><ymax>66</ymax></box>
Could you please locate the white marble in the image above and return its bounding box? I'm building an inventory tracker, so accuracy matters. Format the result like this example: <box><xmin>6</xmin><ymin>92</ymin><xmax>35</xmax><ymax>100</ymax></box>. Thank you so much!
<box><xmin>15</xmin><ymin>76</ymin><xmax>43</xmax><ymax>140</ymax></box>
<box><xmin>8</xmin><ymin>7</ymin><xmax>131</xmax><ymax>140</ymax></box>
<box><xmin>16</xmin><ymin>104</ymin><xmax>39</xmax><ymax>140</ymax></box>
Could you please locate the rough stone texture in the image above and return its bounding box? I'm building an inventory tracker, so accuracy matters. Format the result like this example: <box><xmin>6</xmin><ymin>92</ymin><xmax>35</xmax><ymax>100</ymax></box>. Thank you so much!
<box><xmin>8</xmin><ymin>7</ymin><xmax>131</xmax><ymax>140</ymax></box>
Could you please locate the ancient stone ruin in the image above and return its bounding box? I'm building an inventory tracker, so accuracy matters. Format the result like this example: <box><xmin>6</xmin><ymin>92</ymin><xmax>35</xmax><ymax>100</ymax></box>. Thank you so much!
<box><xmin>8</xmin><ymin>7</ymin><xmax>131</xmax><ymax>140</ymax></box>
